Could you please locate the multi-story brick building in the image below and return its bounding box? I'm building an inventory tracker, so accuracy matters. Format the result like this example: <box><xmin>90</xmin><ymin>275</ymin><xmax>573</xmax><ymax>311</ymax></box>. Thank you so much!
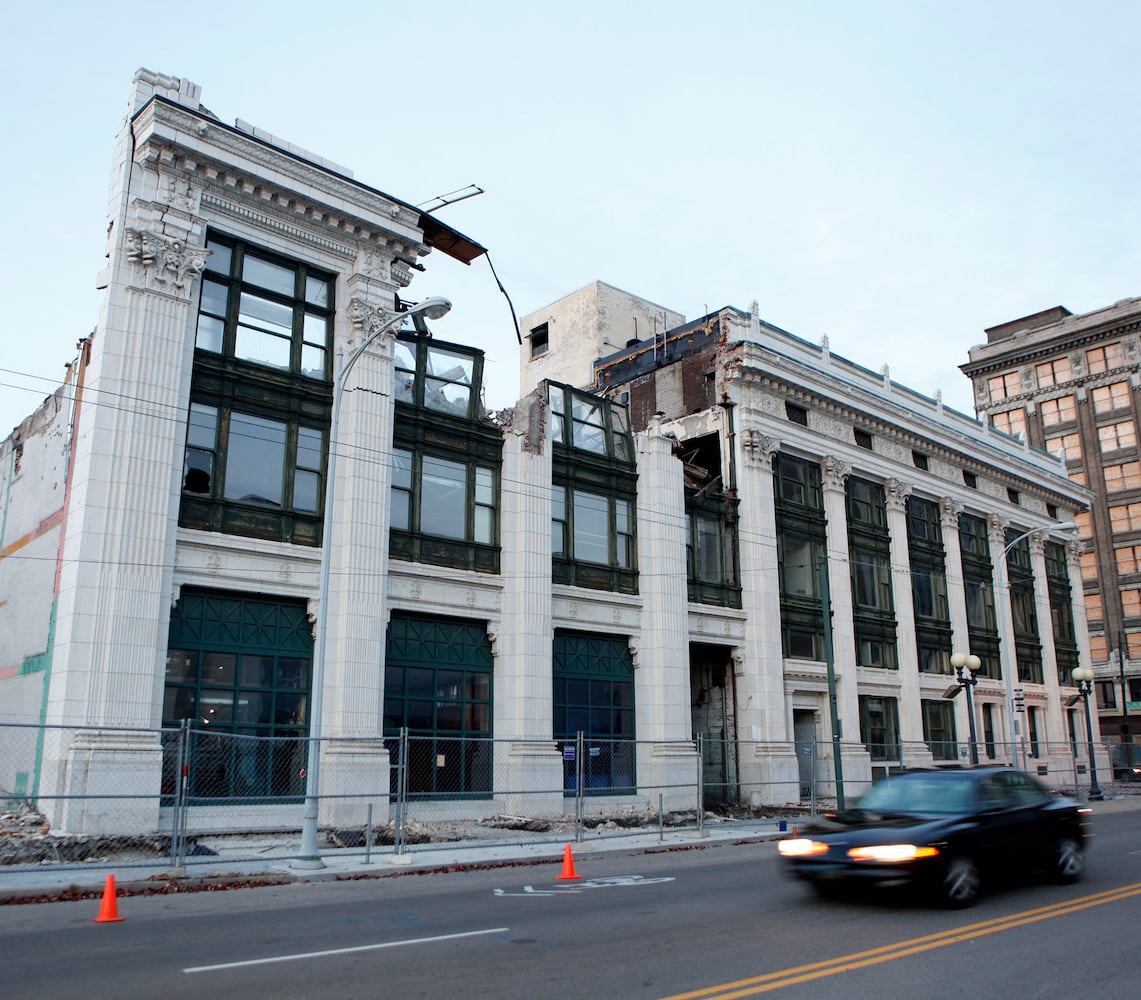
<box><xmin>963</xmin><ymin>299</ymin><xmax>1141</xmax><ymax>770</ymax></box>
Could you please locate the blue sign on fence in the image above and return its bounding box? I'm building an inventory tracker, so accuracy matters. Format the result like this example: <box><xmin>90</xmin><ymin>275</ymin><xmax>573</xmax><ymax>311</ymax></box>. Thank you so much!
<box><xmin>563</xmin><ymin>746</ymin><xmax>575</xmax><ymax>760</ymax></box>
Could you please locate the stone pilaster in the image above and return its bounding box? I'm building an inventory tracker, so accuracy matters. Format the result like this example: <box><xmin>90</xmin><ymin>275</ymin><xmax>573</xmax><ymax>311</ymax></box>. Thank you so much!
<box><xmin>734</xmin><ymin>431</ymin><xmax>799</xmax><ymax>805</ymax></box>
<box><xmin>495</xmin><ymin>394</ymin><xmax>563</xmax><ymax>816</ymax></box>
<box><xmin>633</xmin><ymin>414</ymin><xmax>698</xmax><ymax>810</ymax></box>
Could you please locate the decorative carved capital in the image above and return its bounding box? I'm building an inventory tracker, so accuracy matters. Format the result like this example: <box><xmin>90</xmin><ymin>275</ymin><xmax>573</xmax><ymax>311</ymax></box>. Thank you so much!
<box><xmin>740</xmin><ymin>429</ymin><xmax>778</xmax><ymax>469</ymax></box>
<box><xmin>486</xmin><ymin>623</ymin><xmax>500</xmax><ymax>658</ymax></box>
<box><xmin>731</xmin><ymin>649</ymin><xmax>745</xmax><ymax>676</ymax></box>
<box><xmin>347</xmin><ymin>297</ymin><xmax>400</xmax><ymax>341</ymax></box>
<box><xmin>1067</xmin><ymin>538</ymin><xmax>1085</xmax><ymax>562</ymax></box>
<box><xmin>939</xmin><ymin>496</ymin><xmax>962</xmax><ymax>528</ymax></box>
<box><xmin>987</xmin><ymin>513</ymin><xmax>1010</xmax><ymax>545</ymax></box>
<box><xmin>628</xmin><ymin>639</ymin><xmax>640</xmax><ymax>670</ymax></box>
<box><xmin>885</xmin><ymin>478</ymin><xmax>912</xmax><ymax>511</ymax></box>
<box><xmin>820</xmin><ymin>455</ymin><xmax>851</xmax><ymax>491</ymax></box>
<box><xmin>124</xmin><ymin>229</ymin><xmax>209</xmax><ymax>295</ymax></box>
<box><xmin>1028</xmin><ymin>533</ymin><xmax>1047</xmax><ymax>557</ymax></box>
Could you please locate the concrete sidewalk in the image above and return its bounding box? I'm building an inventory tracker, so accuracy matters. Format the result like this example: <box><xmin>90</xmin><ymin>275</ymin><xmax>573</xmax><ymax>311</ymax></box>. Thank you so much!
<box><xmin>2</xmin><ymin>794</ymin><xmax>1135</xmax><ymax>905</ymax></box>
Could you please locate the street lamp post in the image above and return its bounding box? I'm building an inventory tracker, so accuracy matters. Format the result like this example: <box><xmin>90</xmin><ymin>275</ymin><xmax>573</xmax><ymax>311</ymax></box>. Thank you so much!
<box><xmin>950</xmin><ymin>652</ymin><xmax>982</xmax><ymax>765</ymax></box>
<box><xmin>993</xmin><ymin>522</ymin><xmax>1077</xmax><ymax>771</ymax></box>
<box><xmin>294</xmin><ymin>296</ymin><xmax>453</xmax><ymax>869</ymax></box>
<box><xmin>1072</xmin><ymin>666</ymin><xmax>1104</xmax><ymax>801</ymax></box>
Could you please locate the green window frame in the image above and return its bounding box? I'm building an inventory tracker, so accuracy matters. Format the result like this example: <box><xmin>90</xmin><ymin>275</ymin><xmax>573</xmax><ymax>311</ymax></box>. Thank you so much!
<box><xmin>162</xmin><ymin>588</ymin><xmax>312</xmax><ymax>803</ymax></box>
<box><xmin>383</xmin><ymin>613</ymin><xmax>493</xmax><ymax>800</ymax></box>
<box><xmin>774</xmin><ymin>454</ymin><xmax>827</xmax><ymax>660</ymax></box>
<box><xmin>549</xmin><ymin>382</ymin><xmax>638</xmax><ymax>593</ymax></box>
<box><xmin>859</xmin><ymin>695</ymin><xmax>901</xmax><ymax>761</ymax></box>
<box><xmin>180</xmin><ymin>233</ymin><xmax>333</xmax><ymax>546</ymax></box>
<box><xmin>196</xmin><ymin>234</ymin><xmax>334</xmax><ymax>380</ymax></box>
<box><xmin>907</xmin><ymin>496</ymin><xmax>952</xmax><ymax>674</ymax></box>
<box><xmin>921</xmin><ymin>698</ymin><xmax>959</xmax><ymax>762</ymax></box>
<box><xmin>959</xmin><ymin>513</ymin><xmax>1001</xmax><ymax>678</ymax></box>
<box><xmin>1045</xmin><ymin>540</ymin><xmax>1079</xmax><ymax>684</ymax></box>
<box><xmin>554</xmin><ymin>631</ymin><xmax>636</xmax><ymax>795</ymax></box>
<box><xmin>847</xmin><ymin>478</ymin><xmax>897</xmax><ymax>669</ymax></box>
<box><xmin>1005</xmin><ymin>529</ymin><xmax>1043</xmax><ymax>684</ymax></box>
<box><xmin>391</xmin><ymin>333</ymin><xmax>501</xmax><ymax>574</ymax></box>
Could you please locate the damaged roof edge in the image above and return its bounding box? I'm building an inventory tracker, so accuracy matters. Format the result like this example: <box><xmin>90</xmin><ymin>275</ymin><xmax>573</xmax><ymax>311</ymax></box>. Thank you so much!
<box><xmin>135</xmin><ymin>93</ymin><xmax>488</xmax><ymax>267</ymax></box>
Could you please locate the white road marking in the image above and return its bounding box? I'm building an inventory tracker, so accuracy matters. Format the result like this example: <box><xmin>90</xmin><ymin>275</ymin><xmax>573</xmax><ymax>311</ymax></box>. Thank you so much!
<box><xmin>493</xmin><ymin>874</ymin><xmax>675</xmax><ymax>896</ymax></box>
<box><xmin>183</xmin><ymin>927</ymin><xmax>510</xmax><ymax>973</ymax></box>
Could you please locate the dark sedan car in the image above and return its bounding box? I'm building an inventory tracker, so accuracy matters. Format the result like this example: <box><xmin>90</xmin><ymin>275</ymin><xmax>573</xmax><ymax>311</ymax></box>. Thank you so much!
<box><xmin>778</xmin><ymin>768</ymin><xmax>1090</xmax><ymax>907</ymax></box>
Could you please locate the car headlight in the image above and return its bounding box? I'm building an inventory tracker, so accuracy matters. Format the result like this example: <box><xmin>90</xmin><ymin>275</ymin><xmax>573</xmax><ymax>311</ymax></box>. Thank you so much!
<box><xmin>778</xmin><ymin>838</ymin><xmax>830</xmax><ymax>857</ymax></box>
<box><xmin>847</xmin><ymin>844</ymin><xmax>940</xmax><ymax>862</ymax></box>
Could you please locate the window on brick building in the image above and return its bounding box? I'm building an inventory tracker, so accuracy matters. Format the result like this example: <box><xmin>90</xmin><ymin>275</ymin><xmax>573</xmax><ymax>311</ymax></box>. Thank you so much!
<box><xmin>1093</xmin><ymin>381</ymin><xmax>1132</xmax><ymax>413</ymax></box>
<box><xmin>992</xmin><ymin>408</ymin><xmax>1026</xmax><ymax>437</ymax></box>
<box><xmin>1035</xmin><ymin>358</ymin><xmax>1071</xmax><ymax>387</ymax></box>
<box><xmin>1105</xmin><ymin>461</ymin><xmax>1141</xmax><ymax>492</ymax></box>
<box><xmin>987</xmin><ymin>371</ymin><xmax>1021</xmax><ymax>402</ymax></box>
<box><xmin>1041</xmin><ymin>395</ymin><xmax>1077</xmax><ymax>427</ymax></box>
<box><xmin>1046</xmin><ymin>433</ymin><xmax>1083</xmax><ymax>463</ymax></box>
<box><xmin>1087</xmin><ymin>342</ymin><xmax>1125</xmax><ymax>375</ymax></box>
<box><xmin>1099</xmin><ymin>420</ymin><xmax>1138</xmax><ymax>453</ymax></box>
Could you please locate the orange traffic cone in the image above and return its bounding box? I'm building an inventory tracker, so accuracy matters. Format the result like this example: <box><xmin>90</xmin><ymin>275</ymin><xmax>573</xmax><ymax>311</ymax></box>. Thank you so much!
<box><xmin>556</xmin><ymin>843</ymin><xmax>581</xmax><ymax>881</ymax></box>
<box><xmin>93</xmin><ymin>874</ymin><xmax>124</xmax><ymax>923</ymax></box>
<box><xmin>792</xmin><ymin>825</ymin><xmax>798</xmax><ymax>837</ymax></box>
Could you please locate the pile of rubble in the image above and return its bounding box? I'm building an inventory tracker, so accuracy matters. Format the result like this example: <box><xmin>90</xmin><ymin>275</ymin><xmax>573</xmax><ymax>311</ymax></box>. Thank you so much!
<box><xmin>0</xmin><ymin>803</ymin><xmax>167</xmax><ymax>866</ymax></box>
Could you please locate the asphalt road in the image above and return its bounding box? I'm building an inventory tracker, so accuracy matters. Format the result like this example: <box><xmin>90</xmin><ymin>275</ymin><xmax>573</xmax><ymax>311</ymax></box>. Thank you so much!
<box><xmin>3</xmin><ymin>811</ymin><xmax>1139</xmax><ymax>1000</ymax></box>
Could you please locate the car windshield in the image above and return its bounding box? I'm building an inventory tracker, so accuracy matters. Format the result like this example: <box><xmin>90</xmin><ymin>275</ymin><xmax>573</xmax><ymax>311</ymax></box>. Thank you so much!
<box><xmin>855</xmin><ymin>775</ymin><xmax>977</xmax><ymax>816</ymax></box>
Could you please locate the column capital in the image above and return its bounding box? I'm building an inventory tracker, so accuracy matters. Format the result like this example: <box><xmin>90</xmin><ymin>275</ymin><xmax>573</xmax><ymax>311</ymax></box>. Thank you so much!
<box><xmin>124</xmin><ymin>228</ymin><xmax>210</xmax><ymax>297</ymax></box>
<box><xmin>741</xmin><ymin>429</ymin><xmax>779</xmax><ymax>469</ymax></box>
<box><xmin>885</xmin><ymin>477</ymin><xmax>912</xmax><ymax>512</ymax></box>
<box><xmin>939</xmin><ymin>496</ymin><xmax>963</xmax><ymax>529</ymax></box>
<box><xmin>820</xmin><ymin>455</ymin><xmax>850</xmax><ymax>491</ymax></box>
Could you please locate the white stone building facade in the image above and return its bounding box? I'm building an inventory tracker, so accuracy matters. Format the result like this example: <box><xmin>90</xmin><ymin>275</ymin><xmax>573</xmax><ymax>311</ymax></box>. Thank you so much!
<box><xmin>0</xmin><ymin>71</ymin><xmax>1101</xmax><ymax>838</ymax></box>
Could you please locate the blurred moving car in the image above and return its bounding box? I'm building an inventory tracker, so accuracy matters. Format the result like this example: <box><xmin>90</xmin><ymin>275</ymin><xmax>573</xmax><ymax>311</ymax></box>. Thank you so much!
<box><xmin>1110</xmin><ymin>743</ymin><xmax>1141</xmax><ymax>782</ymax></box>
<box><xmin>777</xmin><ymin>768</ymin><xmax>1090</xmax><ymax>907</ymax></box>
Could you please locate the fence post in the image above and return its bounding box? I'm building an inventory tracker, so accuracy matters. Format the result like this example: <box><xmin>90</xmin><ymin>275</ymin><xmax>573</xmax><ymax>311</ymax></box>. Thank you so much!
<box><xmin>696</xmin><ymin>733</ymin><xmax>705</xmax><ymax>834</ymax></box>
<box><xmin>171</xmin><ymin>720</ymin><xmax>190</xmax><ymax>871</ymax></box>
<box><xmin>394</xmin><ymin>727</ymin><xmax>409</xmax><ymax>856</ymax></box>
<box><xmin>575</xmin><ymin>731</ymin><xmax>585</xmax><ymax>843</ymax></box>
<box><xmin>810</xmin><ymin>741</ymin><xmax>818</xmax><ymax>817</ymax></box>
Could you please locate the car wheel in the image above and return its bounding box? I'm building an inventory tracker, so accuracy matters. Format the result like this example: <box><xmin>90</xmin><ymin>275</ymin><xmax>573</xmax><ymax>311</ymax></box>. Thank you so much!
<box><xmin>939</xmin><ymin>856</ymin><xmax>980</xmax><ymax>908</ymax></box>
<box><xmin>1052</xmin><ymin>837</ymin><xmax>1085</xmax><ymax>884</ymax></box>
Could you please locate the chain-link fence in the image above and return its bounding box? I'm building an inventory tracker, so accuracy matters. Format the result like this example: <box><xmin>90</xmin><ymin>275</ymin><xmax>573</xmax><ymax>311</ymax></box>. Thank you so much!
<box><xmin>0</xmin><ymin>722</ymin><xmax>1132</xmax><ymax>874</ymax></box>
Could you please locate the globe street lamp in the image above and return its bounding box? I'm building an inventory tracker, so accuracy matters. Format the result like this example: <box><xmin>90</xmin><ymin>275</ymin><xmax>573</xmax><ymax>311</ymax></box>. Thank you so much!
<box><xmin>1071</xmin><ymin>666</ymin><xmax>1104</xmax><ymax>801</ymax></box>
<box><xmin>294</xmin><ymin>296</ymin><xmax>453</xmax><ymax>869</ymax></box>
<box><xmin>993</xmin><ymin>522</ymin><xmax>1077</xmax><ymax>770</ymax></box>
<box><xmin>949</xmin><ymin>652</ymin><xmax>982</xmax><ymax>765</ymax></box>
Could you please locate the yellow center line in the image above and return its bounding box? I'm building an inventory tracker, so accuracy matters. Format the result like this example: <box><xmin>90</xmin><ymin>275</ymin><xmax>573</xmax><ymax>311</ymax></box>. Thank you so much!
<box><xmin>659</xmin><ymin>882</ymin><xmax>1141</xmax><ymax>1000</ymax></box>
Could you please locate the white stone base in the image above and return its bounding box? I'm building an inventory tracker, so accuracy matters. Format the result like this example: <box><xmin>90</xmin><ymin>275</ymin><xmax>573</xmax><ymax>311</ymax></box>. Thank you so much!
<box><xmin>56</xmin><ymin>730</ymin><xmax>163</xmax><ymax>835</ymax></box>
<box><xmin>638</xmin><ymin>741</ymin><xmax>700</xmax><ymax>812</ymax></box>
<box><xmin>498</xmin><ymin>740</ymin><xmax>565</xmax><ymax>817</ymax></box>
<box><xmin>318</xmin><ymin>739</ymin><xmax>391</xmax><ymax>830</ymax></box>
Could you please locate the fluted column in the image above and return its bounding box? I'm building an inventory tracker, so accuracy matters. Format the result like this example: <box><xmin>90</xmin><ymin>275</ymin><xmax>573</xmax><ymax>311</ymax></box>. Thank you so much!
<box><xmin>884</xmin><ymin>480</ymin><xmax>923</xmax><ymax>749</ymax></box>
<box><xmin>734</xmin><ymin>430</ymin><xmax>798</xmax><ymax>804</ymax></box>
<box><xmin>494</xmin><ymin>393</ymin><xmax>562</xmax><ymax>814</ymax></box>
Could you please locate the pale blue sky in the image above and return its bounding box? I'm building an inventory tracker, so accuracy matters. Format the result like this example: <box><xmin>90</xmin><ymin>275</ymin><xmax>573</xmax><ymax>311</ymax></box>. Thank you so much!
<box><xmin>3</xmin><ymin>1</ymin><xmax>1140</xmax><ymax>436</ymax></box>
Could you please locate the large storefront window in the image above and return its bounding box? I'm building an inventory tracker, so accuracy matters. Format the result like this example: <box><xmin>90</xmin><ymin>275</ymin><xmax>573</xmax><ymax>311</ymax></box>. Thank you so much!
<box><xmin>163</xmin><ymin>589</ymin><xmax>312</xmax><ymax>802</ymax></box>
<box><xmin>383</xmin><ymin>613</ymin><xmax>493</xmax><ymax>799</ymax></box>
<box><xmin>554</xmin><ymin>632</ymin><xmax>636</xmax><ymax>794</ymax></box>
